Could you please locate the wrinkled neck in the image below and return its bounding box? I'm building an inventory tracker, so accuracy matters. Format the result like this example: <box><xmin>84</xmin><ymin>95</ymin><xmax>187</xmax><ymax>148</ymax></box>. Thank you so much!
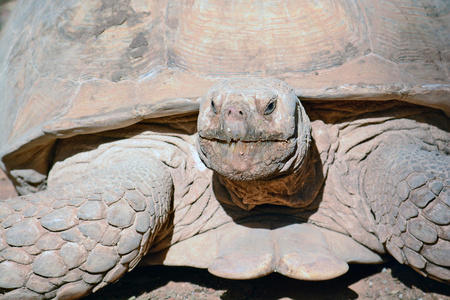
<box><xmin>208</xmin><ymin>100</ymin><xmax>323</xmax><ymax>210</ymax></box>
<box><xmin>215</xmin><ymin>138</ymin><xmax>324</xmax><ymax>210</ymax></box>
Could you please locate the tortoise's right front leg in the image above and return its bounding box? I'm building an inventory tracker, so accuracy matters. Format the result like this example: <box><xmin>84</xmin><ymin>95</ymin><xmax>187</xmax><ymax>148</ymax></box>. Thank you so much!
<box><xmin>0</xmin><ymin>153</ymin><xmax>173</xmax><ymax>299</ymax></box>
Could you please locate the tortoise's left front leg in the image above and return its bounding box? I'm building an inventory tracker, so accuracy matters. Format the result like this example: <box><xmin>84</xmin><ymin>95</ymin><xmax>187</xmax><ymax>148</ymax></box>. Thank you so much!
<box><xmin>363</xmin><ymin>139</ymin><xmax>449</xmax><ymax>283</ymax></box>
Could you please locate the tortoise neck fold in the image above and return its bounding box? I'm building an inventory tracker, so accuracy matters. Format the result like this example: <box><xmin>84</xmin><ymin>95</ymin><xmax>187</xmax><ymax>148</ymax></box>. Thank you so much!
<box><xmin>214</xmin><ymin>138</ymin><xmax>324</xmax><ymax>211</ymax></box>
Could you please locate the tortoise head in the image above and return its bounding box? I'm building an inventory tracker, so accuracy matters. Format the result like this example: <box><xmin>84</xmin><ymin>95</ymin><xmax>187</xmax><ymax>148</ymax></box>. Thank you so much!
<box><xmin>197</xmin><ymin>78</ymin><xmax>311</xmax><ymax>181</ymax></box>
<box><xmin>197</xmin><ymin>78</ymin><xmax>316</xmax><ymax>209</ymax></box>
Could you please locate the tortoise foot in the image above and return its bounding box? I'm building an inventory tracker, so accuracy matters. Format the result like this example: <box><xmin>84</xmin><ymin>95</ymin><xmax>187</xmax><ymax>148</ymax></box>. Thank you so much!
<box><xmin>0</xmin><ymin>157</ymin><xmax>172</xmax><ymax>299</ymax></box>
<box><xmin>365</xmin><ymin>143</ymin><xmax>450</xmax><ymax>283</ymax></box>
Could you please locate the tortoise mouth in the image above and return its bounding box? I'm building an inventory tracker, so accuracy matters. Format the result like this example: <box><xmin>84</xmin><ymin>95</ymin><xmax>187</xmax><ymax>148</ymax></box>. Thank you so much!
<box><xmin>197</xmin><ymin>135</ymin><xmax>297</xmax><ymax>181</ymax></box>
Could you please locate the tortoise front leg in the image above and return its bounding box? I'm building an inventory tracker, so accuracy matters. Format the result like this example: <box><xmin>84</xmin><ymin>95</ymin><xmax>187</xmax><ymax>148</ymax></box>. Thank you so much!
<box><xmin>0</xmin><ymin>152</ymin><xmax>172</xmax><ymax>299</ymax></box>
<box><xmin>363</xmin><ymin>140</ymin><xmax>449</xmax><ymax>283</ymax></box>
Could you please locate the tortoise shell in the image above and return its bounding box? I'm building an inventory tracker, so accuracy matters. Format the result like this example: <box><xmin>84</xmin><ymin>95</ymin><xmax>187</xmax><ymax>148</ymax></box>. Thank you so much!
<box><xmin>0</xmin><ymin>0</ymin><xmax>449</xmax><ymax>180</ymax></box>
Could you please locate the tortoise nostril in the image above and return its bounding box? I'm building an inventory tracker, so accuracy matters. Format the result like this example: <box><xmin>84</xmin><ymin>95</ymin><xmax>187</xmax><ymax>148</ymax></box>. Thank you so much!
<box><xmin>226</xmin><ymin>106</ymin><xmax>245</xmax><ymax>119</ymax></box>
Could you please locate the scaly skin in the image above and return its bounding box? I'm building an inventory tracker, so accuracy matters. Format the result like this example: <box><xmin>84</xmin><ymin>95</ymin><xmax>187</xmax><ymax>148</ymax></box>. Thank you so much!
<box><xmin>0</xmin><ymin>150</ymin><xmax>172</xmax><ymax>299</ymax></box>
<box><xmin>364</xmin><ymin>139</ymin><xmax>450</xmax><ymax>283</ymax></box>
<box><xmin>197</xmin><ymin>78</ymin><xmax>450</xmax><ymax>283</ymax></box>
<box><xmin>1</xmin><ymin>79</ymin><xmax>449</xmax><ymax>300</ymax></box>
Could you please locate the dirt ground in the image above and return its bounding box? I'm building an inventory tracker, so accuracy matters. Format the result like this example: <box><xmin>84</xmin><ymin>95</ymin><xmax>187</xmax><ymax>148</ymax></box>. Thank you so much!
<box><xmin>1</xmin><ymin>170</ymin><xmax>449</xmax><ymax>300</ymax></box>
<box><xmin>85</xmin><ymin>262</ymin><xmax>450</xmax><ymax>300</ymax></box>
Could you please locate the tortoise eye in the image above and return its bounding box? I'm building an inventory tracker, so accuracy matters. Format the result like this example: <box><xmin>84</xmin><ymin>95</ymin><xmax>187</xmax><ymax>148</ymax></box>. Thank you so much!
<box><xmin>264</xmin><ymin>98</ymin><xmax>277</xmax><ymax>115</ymax></box>
<box><xmin>211</xmin><ymin>99</ymin><xmax>218</xmax><ymax>114</ymax></box>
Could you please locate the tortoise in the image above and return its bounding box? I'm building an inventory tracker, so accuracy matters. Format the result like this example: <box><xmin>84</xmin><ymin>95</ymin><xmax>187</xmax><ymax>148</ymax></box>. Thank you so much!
<box><xmin>0</xmin><ymin>0</ymin><xmax>449</xmax><ymax>299</ymax></box>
